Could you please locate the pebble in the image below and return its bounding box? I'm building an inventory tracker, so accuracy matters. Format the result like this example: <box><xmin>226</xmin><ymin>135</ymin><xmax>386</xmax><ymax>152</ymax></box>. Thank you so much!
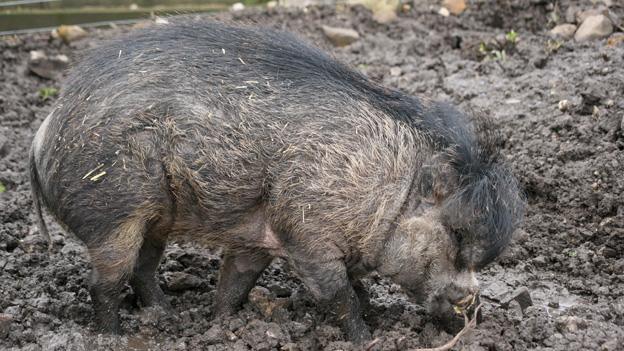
<box><xmin>204</xmin><ymin>325</ymin><xmax>224</xmax><ymax>345</ymax></box>
<box><xmin>164</xmin><ymin>272</ymin><xmax>203</xmax><ymax>291</ymax></box>
<box><xmin>442</xmin><ymin>0</ymin><xmax>466</xmax><ymax>15</ymax></box>
<box><xmin>558</xmin><ymin>99</ymin><xmax>570</xmax><ymax>112</ymax></box>
<box><xmin>321</xmin><ymin>26</ymin><xmax>359</xmax><ymax>47</ymax></box>
<box><xmin>576</xmin><ymin>8</ymin><xmax>607</xmax><ymax>24</ymax></box>
<box><xmin>54</xmin><ymin>25</ymin><xmax>88</xmax><ymax>44</ymax></box>
<box><xmin>373</xmin><ymin>7</ymin><xmax>398</xmax><ymax>24</ymax></box>
<box><xmin>27</xmin><ymin>50</ymin><xmax>69</xmax><ymax>80</ymax></box>
<box><xmin>574</xmin><ymin>15</ymin><xmax>614</xmax><ymax>42</ymax></box>
<box><xmin>389</xmin><ymin>67</ymin><xmax>402</xmax><ymax>76</ymax></box>
<box><xmin>231</xmin><ymin>2</ymin><xmax>245</xmax><ymax>12</ymax></box>
<box><xmin>549</xmin><ymin>24</ymin><xmax>577</xmax><ymax>40</ymax></box>
<box><xmin>438</xmin><ymin>7</ymin><xmax>450</xmax><ymax>17</ymax></box>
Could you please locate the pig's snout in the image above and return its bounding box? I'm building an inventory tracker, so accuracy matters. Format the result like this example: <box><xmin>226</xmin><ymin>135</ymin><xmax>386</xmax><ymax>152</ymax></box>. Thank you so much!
<box><xmin>428</xmin><ymin>278</ymin><xmax>481</xmax><ymax>333</ymax></box>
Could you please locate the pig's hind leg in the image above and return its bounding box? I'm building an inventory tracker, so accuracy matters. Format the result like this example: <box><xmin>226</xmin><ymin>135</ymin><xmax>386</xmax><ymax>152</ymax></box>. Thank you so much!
<box><xmin>129</xmin><ymin>227</ymin><xmax>171</xmax><ymax>311</ymax></box>
<box><xmin>85</xmin><ymin>205</ymin><xmax>163</xmax><ymax>333</ymax></box>
<box><xmin>214</xmin><ymin>250</ymin><xmax>272</xmax><ymax>316</ymax></box>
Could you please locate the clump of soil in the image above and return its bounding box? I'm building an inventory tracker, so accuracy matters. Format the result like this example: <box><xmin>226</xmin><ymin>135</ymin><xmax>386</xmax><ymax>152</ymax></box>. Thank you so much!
<box><xmin>1</xmin><ymin>0</ymin><xmax>623</xmax><ymax>350</ymax></box>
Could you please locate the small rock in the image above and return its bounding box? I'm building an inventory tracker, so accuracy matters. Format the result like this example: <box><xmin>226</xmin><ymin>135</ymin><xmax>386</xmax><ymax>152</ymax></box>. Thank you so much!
<box><xmin>204</xmin><ymin>325</ymin><xmax>224</xmax><ymax>345</ymax></box>
<box><xmin>321</xmin><ymin>26</ymin><xmax>359</xmax><ymax>47</ymax></box>
<box><xmin>165</xmin><ymin>272</ymin><xmax>203</xmax><ymax>291</ymax></box>
<box><xmin>28</xmin><ymin>51</ymin><xmax>69</xmax><ymax>80</ymax></box>
<box><xmin>231</xmin><ymin>2</ymin><xmax>245</xmax><ymax>11</ymax></box>
<box><xmin>549</xmin><ymin>24</ymin><xmax>577</xmax><ymax>39</ymax></box>
<box><xmin>0</xmin><ymin>313</ymin><xmax>12</xmax><ymax>338</ymax></box>
<box><xmin>574</xmin><ymin>15</ymin><xmax>614</xmax><ymax>42</ymax></box>
<box><xmin>373</xmin><ymin>7</ymin><xmax>398</xmax><ymax>24</ymax></box>
<box><xmin>225</xmin><ymin>330</ymin><xmax>237</xmax><ymax>341</ymax></box>
<box><xmin>576</xmin><ymin>8</ymin><xmax>607</xmax><ymax>24</ymax></box>
<box><xmin>154</xmin><ymin>17</ymin><xmax>169</xmax><ymax>25</ymax></box>
<box><xmin>558</xmin><ymin>100</ymin><xmax>569</xmax><ymax>112</ymax></box>
<box><xmin>438</xmin><ymin>7</ymin><xmax>450</xmax><ymax>17</ymax></box>
<box><xmin>55</xmin><ymin>25</ymin><xmax>88</xmax><ymax>44</ymax></box>
<box><xmin>266</xmin><ymin>1</ymin><xmax>277</xmax><ymax>9</ymax></box>
<box><xmin>442</xmin><ymin>0</ymin><xmax>466</xmax><ymax>15</ymax></box>
<box><xmin>389</xmin><ymin>67</ymin><xmax>402</xmax><ymax>76</ymax></box>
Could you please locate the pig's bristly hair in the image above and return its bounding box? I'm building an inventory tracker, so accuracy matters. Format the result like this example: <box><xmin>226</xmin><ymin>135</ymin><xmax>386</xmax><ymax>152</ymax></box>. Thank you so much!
<box><xmin>61</xmin><ymin>19</ymin><xmax>524</xmax><ymax>268</ymax></box>
<box><xmin>418</xmin><ymin>104</ymin><xmax>526</xmax><ymax>269</ymax></box>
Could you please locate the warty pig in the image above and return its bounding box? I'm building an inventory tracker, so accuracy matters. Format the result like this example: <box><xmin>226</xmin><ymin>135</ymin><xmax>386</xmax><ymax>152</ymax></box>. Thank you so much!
<box><xmin>30</xmin><ymin>19</ymin><xmax>525</xmax><ymax>342</ymax></box>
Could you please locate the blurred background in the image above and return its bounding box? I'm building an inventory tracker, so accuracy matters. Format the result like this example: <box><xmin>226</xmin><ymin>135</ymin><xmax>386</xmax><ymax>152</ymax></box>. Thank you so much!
<box><xmin>0</xmin><ymin>0</ymin><xmax>268</xmax><ymax>33</ymax></box>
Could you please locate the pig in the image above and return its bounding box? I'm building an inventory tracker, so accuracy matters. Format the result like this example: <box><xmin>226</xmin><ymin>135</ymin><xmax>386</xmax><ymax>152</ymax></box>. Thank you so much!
<box><xmin>29</xmin><ymin>18</ymin><xmax>525</xmax><ymax>342</ymax></box>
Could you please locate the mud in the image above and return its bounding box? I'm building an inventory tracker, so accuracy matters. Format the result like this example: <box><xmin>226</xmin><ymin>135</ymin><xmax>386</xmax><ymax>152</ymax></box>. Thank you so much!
<box><xmin>1</xmin><ymin>0</ymin><xmax>623</xmax><ymax>350</ymax></box>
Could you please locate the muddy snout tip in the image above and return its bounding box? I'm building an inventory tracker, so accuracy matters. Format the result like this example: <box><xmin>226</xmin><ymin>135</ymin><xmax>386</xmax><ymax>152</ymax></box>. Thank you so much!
<box><xmin>452</xmin><ymin>293</ymin><xmax>477</xmax><ymax>315</ymax></box>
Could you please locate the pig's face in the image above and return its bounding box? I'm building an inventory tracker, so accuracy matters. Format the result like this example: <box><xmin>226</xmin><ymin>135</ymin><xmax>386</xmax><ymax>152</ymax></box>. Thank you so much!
<box><xmin>378</xmin><ymin>214</ymin><xmax>480</xmax><ymax>331</ymax></box>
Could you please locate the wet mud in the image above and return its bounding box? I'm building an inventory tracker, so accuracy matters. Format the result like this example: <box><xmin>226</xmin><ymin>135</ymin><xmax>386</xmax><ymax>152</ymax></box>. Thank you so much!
<box><xmin>1</xmin><ymin>0</ymin><xmax>623</xmax><ymax>350</ymax></box>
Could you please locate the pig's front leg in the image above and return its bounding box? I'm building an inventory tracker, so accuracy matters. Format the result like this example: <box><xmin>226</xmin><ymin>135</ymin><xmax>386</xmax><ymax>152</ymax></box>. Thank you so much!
<box><xmin>214</xmin><ymin>250</ymin><xmax>273</xmax><ymax>316</ymax></box>
<box><xmin>288</xmin><ymin>250</ymin><xmax>371</xmax><ymax>343</ymax></box>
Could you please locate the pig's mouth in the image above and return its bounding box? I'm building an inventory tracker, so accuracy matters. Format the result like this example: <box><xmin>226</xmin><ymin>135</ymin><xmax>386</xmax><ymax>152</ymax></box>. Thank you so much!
<box><xmin>452</xmin><ymin>293</ymin><xmax>477</xmax><ymax>315</ymax></box>
<box><xmin>432</xmin><ymin>293</ymin><xmax>482</xmax><ymax>333</ymax></box>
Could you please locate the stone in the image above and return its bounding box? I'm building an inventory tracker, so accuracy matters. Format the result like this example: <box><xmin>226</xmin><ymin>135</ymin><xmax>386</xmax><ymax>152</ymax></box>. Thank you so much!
<box><xmin>558</xmin><ymin>99</ymin><xmax>570</xmax><ymax>112</ymax></box>
<box><xmin>442</xmin><ymin>0</ymin><xmax>466</xmax><ymax>15</ymax></box>
<box><xmin>549</xmin><ymin>24</ymin><xmax>577</xmax><ymax>40</ymax></box>
<box><xmin>438</xmin><ymin>7</ymin><xmax>450</xmax><ymax>17</ymax></box>
<box><xmin>266</xmin><ymin>1</ymin><xmax>278</xmax><ymax>9</ymax></box>
<box><xmin>231</xmin><ymin>2</ymin><xmax>245</xmax><ymax>11</ymax></box>
<box><xmin>164</xmin><ymin>272</ymin><xmax>203</xmax><ymax>291</ymax></box>
<box><xmin>204</xmin><ymin>325</ymin><xmax>224</xmax><ymax>345</ymax></box>
<box><xmin>576</xmin><ymin>8</ymin><xmax>607</xmax><ymax>24</ymax></box>
<box><xmin>373</xmin><ymin>7</ymin><xmax>398</xmax><ymax>24</ymax></box>
<box><xmin>390</xmin><ymin>67</ymin><xmax>402</xmax><ymax>76</ymax></box>
<box><xmin>321</xmin><ymin>26</ymin><xmax>359</xmax><ymax>47</ymax></box>
<box><xmin>574</xmin><ymin>15</ymin><xmax>614</xmax><ymax>42</ymax></box>
<box><xmin>55</xmin><ymin>25</ymin><xmax>88</xmax><ymax>44</ymax></box>
<box><xmin>28</xmin><ymin>51</ymin><xmax>69</xmax><ymax>80</ymax></box>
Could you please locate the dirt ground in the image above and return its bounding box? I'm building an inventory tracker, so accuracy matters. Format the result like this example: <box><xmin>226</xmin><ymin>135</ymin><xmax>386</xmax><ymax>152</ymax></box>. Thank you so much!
<box><xmin>1</xmin><ymin>0</ymin><xmax>623</xmax><ymax>350</ymax></box>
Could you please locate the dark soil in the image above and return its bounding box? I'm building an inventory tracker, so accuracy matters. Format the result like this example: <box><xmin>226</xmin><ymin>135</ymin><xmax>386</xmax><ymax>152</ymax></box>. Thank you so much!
<box><xmin>1</xmin><ymin>1</ymin><xmax>623</xmax><ymax>350</ymax></box>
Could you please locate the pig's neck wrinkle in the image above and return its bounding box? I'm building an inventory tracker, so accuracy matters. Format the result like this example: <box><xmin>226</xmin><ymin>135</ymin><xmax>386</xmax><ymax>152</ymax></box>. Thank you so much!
<box><xmin>361</xmin><ymin>163</ymin><xmax>420</xmax><ymax>271</ymax></box>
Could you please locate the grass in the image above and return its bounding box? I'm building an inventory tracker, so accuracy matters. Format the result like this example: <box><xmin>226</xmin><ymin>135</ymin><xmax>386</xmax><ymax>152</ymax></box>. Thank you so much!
<box><xmin>38</xmin><ymin>87</ymin><xmax>58</xmax><ymax>100</ymax></box>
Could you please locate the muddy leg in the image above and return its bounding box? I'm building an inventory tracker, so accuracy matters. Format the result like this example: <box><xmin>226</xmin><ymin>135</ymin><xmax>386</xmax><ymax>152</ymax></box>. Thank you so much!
<box><xmin>290</xmin><ymin>255</ymin><xmax>371</xmax><ymax>343</ymax></box>
<box><xmin>130</xmin><ymin>234</ymin><xmax>171</xmax><ymax>310</ymax></box>
<box><xmin>87</xmin><ymin>211</ymin><xmax>153</xmax><ymax>334</ymax></box>
<box><xmin>351</xmin><ymin>279</ymin><xmax>373</xmax><ymax>319</ymax></box>
<box><xmin>214</xmin><ymin>250</ymin><xmax>273</xmax><ymax>316</ymax></box>
<box><xmin>89</xmin><ymin>269</ymin><xmax>125</xmax><ymax>334</ymax></box>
